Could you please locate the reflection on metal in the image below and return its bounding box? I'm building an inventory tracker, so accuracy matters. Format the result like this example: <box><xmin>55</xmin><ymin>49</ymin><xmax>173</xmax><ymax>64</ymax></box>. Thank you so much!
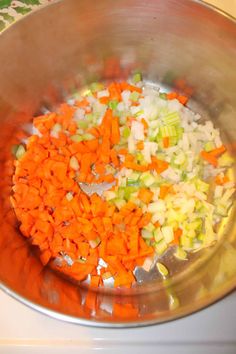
<box><xmin>0</xmin><ymin>0</ymin><xmax>235</xmax><ymax>327</ymax></box>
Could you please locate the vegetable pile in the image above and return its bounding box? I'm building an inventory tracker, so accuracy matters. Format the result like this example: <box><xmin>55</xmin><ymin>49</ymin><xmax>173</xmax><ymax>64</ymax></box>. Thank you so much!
<box><xmin>10</xmin><ymin>74</ymin><xmax>235</xmax><ymax>287</ymax></box>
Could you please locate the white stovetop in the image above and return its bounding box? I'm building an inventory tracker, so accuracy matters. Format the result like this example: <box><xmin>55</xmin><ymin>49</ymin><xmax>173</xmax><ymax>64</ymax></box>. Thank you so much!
<box><xmin>1</xmin><ymin>1</ymin><xmax>236</xmax><ymax>353</ymax></box>
<box><xmin>0</xmin><ymin>290</ymin><xmax>236</xmax><ymax>353</ymax></box>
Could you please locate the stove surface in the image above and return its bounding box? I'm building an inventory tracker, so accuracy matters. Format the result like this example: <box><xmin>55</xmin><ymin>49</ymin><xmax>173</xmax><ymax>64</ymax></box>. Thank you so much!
<box><xmin>1</xmin><ymin>290</ymin><xmax>236</xmax><ymax>353</ymax></box>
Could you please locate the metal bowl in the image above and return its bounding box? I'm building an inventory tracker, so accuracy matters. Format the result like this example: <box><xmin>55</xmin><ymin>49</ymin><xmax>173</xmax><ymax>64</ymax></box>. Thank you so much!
<box><xmin>0</xmin><ymin>0</ymin><xmax>235</xmax><ymax>327</ymax></box>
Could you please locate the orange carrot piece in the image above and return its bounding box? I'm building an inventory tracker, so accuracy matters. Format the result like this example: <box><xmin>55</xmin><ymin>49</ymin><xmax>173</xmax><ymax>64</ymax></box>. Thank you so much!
<box><xmin>141</xmin><ymin>118</ymin><xmax>148</xmax><ymax>130</ymax></box>
<box><xmin>200</xmin><ymin>151</ymin><xmax>217</xmax><ymax>167</ymax></box>
<box><xmin>136</xmin><ymin>141</ymin><xmax>144</xmax><ymax>150</ymax></box>
<box><xmin>40</xmin><ymin>250</ymin><xmax>52</xmax><ymax>265</ymax></box>
<box><xmin>177</xmin><ymin>95</ymin><xmax>188</xmax><ymax>105</ymax></box>
<box><xmin>163</xmin><ymin>137</ymin><xmax>170</xmax><ymax>148</ymax></box>
<box><xmin>209</xmin><ymin>145</ymin><xmax>226</xmax><ymax>157</ymax></box>
<box><xmin>138</xmin><ymin>188</ymin><xmax>154</xmax><ymax>204</ymax></box>
<box><xmin>167</xmin><ymin>92</ymin><xmax>178</xmax><ymax>100</ymax></box>
<box><xmin>111</xmin><ymin>117</ymin><xmax>120</xmax><ymax>145</ymax></box>
<box><xmin>90</xmin><ymin>275</ymin><xmax>101</xmax><ymax>287</ymax></box>
<box><xmin>159</xmin><ymin>185</ymin><xmax>171</xmax><ymax>199</ymax></box>
<box><xmin>172</xmin><ymin>228</ymin><xmax>183</xmax><ymax>245</ymax></box>
<box><xmin>215</xmin><ymin>174</ymin><xmax>229</xmax><ymax>185</ymax></box>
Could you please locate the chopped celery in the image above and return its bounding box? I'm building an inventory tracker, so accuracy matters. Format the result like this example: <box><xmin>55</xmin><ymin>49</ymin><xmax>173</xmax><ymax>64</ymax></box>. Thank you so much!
<box><xmin>175</xmin><ymin>126</ymin><xmax>184</xmax><ymax>139</ymax></box>
<box><xmin>82</xmin><ymin>133</ymin><xmax>94</xmax><ymax>141</ymax></box>
<box><xmin>141</xmin><ymin>229</ymin><xmax>153</xmax><ymax>239</ymax></box>
<box><xmin>180</xmin><ymin>235</ymin><xmax>193</xmax><ymax>249</ymax></box>
<box><xmin>103</xmin><ymin>191</ymin><xmax>117</xmax><ymax>201</ymax></box>
<box><xmin>197</xmin><ymin>233</ymin><xmax>205</xmax><ymax>242</ymax></box>
<box><xmin>204</xmin><ymin>141</ymin><xmax>215</xmax><ymax>152</ymax></box>
<box><xmin>15</xmin><ymin>145</ymin><xmax>26</xmax><ymax>160</ymax></box>
<box><xmin>161</xmin><ymin>226</ymin><xmax>174</xmax><ymax>243</ymax></box>
<box><xmin>70</xmin><ymin>134</ymin><xmax>83</xmax><ymax>142</ymax></box>
<box><xmin>186</xmin><ymin>229</ymin><xmax>196</xmax><ymax>239</ymax></box>
<box><xmin>123</xmin><ymin>186</ymin><xmax>138</xmax><ymax>200</ymax></box>
<box><xmin>162</xmin><ymin>111</ymin><xmax>180</xmax><ymax>126</ymax></box>
<box><xmin>169</xmin><ymin>136</ymin><xmax>178</xmax><ymax>146</ymax></box>
<box><xmin>127</xmin><ymin>178</ymin><xmax>140</xmax><ymax>186</ymax></box>
<box><xmin>174</xmin><ymin>247</ymin><xmax>187</xmax><ymax>260</ymax></box>
<box><xmin>218</xmin><ymin>152</ymin><xmax>234</xmax><ymax>167</ymax></box>
<box><xmin>129</xmin><ymin>171</ymin><xmax>140</xmax><ymax>181</ymax></box>
<box><xmin>136</xmin><ymin>152</ymin><xmax>145</xmax><ymax>163</ymax></box>
<box><xmin>174</xmin><ymin>152</ymin><xmax>186</xmax><ymax>165</ymax></box>
<box><xmin>140</xmin><ymin>172</ymin><xmax>156</xmax><ymax>187</ymax></box>
<box><xmin>77</xmin><ymin>120</ymin><xmax>89</xmax><ymax>129</ymax></box>
<box><xmin>156</xmin><ymin>262</ymin><xmax>169</xmax><ymax>277</ymax></box>
<box><xmin>195</xmin><ymin>179</ymin><xmax>209</xmax><ymax>193</ymax></box>
<box><xmin>153</xmin><ymin>229</ymin><xmax>163</xmax><ymax>243</ymax></box>
<box><xmin>215</xmin><ymin>200</ymin><xmax>232</xmax><ymax>217</ymax></box>
<box><xmin>160</xmin><ymin>125</ymin><xmax>177</xmax><ymax>137</ymax></box>
<box><xmin>155</xmin><ymin>239</ymin><xmax>168</xmax><ymax>255</ymax></box>
<box><xmin>148</xmin><ymin>200</ymin><xmax>166</xmax><ymax>213</ymax></box>
<box><xmin>122</xmin><ymin>126</ymin><xmax>131</xmax><ymax>138</ymax></box>
<box><xmin>90</xmin><ymin>82</ymin><xmax>104</xmax><ymax>93</ymax></box>
<box><xmin>186</xmin><ymin>218</ymin><xmax>202</xmax><ymax>232</ymax></box>
<box><xmin>144</xmin><ymin>222</ymin><xmax>155</xmax><ymax>232</ymax></box>
<box><xmin>130</xmin><ymin>91</ymin><xmax>140</xmax><ymax>102</ymax></box>
<box><xmin>134</xmin><ymin>109</ymin><xmax>144</xmax><ymax>117</ymax></box>
<box><xmin>108</xmin><ymin>100</ymin><xmax>119</xmax><ymax>110</ymax></box>
<box><xmin>132</xmin><ymin>72</ymin><xmax>142</xmax><ymax>84</ymax></box>
<box><xmin>159</xmin><ymin>92</ymin><xmax>167</xmax><ymax>100</ymax></box>
<box><xmin>113</xmin><ymin>198</ymin><xmax>126</xmax><ymax>209</ymax></box>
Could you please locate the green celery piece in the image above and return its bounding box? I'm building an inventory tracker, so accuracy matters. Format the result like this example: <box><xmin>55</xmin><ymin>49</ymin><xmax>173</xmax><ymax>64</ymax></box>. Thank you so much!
<box><xmin>159</xmin><ymin>92</ymin><xmax>167</xmax><ymax>100</ymax></box>
<box><xmin>108</xmin><ymin>100</ymin><xmax>119</xmax><ymax>110</ymax></box>
<box><xmin>90</xmin><ymin>82</ymin><xmax>104</xmax><ymax>92</ymax></box>
<box><xmin>122</xmin><ymin>126</ymin><xmax>131</xmax><ymax>138</ymax></box>
<box><xmin>77</xmin><ymin>120</ymin><xmax>89</xmax><ymax>129</ymax></box>
<box><xmin>204</xmin><ymin>141</ymin><xmax>215</xmax><ymax>152</ymax></box>
<box><xmin>132</xmin><ymin>72</ymin><xmax>142</xmax><ymax>84</ymax></box>
<box><xmin>130</xmin><ymin>91</ymin><xmax>140</xmax><ymax>102</ymax></box>
<box><xmin>70</xmin><ymin>134</ymin><xmax>83</xmax><ymax>142</ymax></box>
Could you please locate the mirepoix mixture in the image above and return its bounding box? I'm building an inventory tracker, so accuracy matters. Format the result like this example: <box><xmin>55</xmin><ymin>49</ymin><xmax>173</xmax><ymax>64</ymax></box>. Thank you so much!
<box><xmin>10</xmin><ymin>73</ymin><xmax>235</xmax><ymax>287</ymax></box>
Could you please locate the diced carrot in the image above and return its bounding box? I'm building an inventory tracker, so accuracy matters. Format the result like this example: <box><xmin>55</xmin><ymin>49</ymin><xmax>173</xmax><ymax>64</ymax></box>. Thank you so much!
<box><xmin>172</xmin><ymin>228</ymin><xmax>183</xmax><ymax>245</ymax></box>
<box><xmin>167</xmin><ymin>92</ymin><xmax>178</xmax><ymax>100</ymax></box>
<box><xmin>111</xmin><ymin>117</ymin><xmax>120</xmax><ymax>145</ymax></box>
<box><xmin>138</xmin><ymin>188</ymin><xmax>154</xmax><ymax>204</ymax></box>
<box><xmin>159</xmin><ymin>185</ymin><xmax>171</xmax><ymax>199</ymax></box>
<box><xmin>215</xmin><ymin>174</ymin><xmax>229</xmax><ymax>185</ymax></box>
<box><xmin>163</xmin><ymin>137</ymin><xmax>169</xmax><ymax>148</ymax></box>
<box><xmin>177</xmin><ymin>95</ymin><xmax>188</xmax><ymax>105</ymax></box>
<box><xmin>200</xmin><ymin>151</ymin><xmax>217</xmax><ymax>167</ymax></box>
<box><xmin>209</xmin><ymin>145</ymin><xmax>226</xmax><ymax>157</ymax></box>
<box><xmin>141</xmin><ymin>118</ymin><xmax>148</xmax><ymax>131</ymax></box>
<box><xmin>136</xmin><ymin>141</ymin><xmax>144</xmax><ymax>150</ymax></box>
<box><xmin>90</xmin><ymin>275</ymin><xmax>101</xmax><ymax>287</ymax></box>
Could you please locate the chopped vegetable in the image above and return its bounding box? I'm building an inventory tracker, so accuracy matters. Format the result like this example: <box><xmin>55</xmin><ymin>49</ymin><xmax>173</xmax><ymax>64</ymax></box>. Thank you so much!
<box><xmin>11</xmin><ymin>77</ymin><xmax>235</xmax><ymax>289</ymax></box>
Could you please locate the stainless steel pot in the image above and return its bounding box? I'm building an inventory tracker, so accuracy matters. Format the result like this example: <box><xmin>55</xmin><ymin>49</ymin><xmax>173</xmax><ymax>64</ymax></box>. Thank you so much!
<box><xmin>0</xmin><ymin>0</ymin><xmax>235</xmax><ymax>327</ymax></box>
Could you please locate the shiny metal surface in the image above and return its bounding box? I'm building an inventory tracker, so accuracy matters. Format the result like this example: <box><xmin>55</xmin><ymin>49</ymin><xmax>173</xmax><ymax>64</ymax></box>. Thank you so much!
<box><xmin>0</xmin><ymin>0</ymin><xmax>235</xmax><ymax>327</ymax></box>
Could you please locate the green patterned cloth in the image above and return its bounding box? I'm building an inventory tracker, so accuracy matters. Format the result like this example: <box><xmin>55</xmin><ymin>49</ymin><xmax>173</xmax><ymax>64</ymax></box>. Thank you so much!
<box><xmin>0</xmin><ymin>0</ymin><xmax>51</xmax><ymax>31</ymax></box>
